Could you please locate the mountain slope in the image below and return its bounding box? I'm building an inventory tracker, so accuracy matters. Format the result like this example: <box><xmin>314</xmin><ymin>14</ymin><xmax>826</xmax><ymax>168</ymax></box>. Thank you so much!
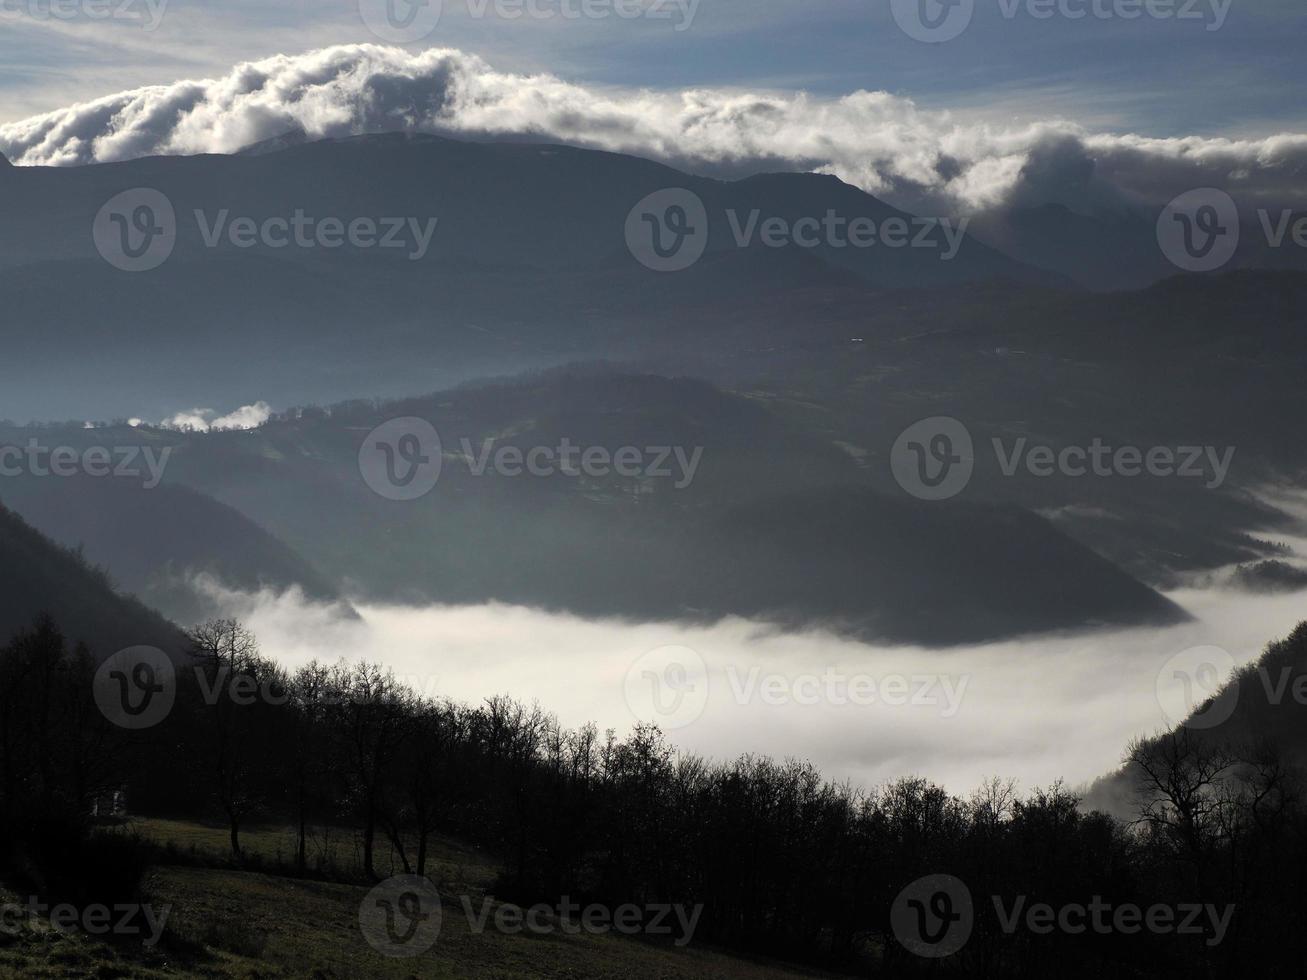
<box><xmin>1085</xmin><ymin>620</ymin><xmax>1307</xmax><ymax>817</ymax></box>
<box><xmin>130</xmin><ymin>367</ymin><xmax>1185</xmax><ymax>645</ymax></box>
<box><xmin>0</xmin><ymin>133</ymin><xmax>1051</xmax><ymax>420</ymax></box>
<box><xmin>0</xmin><ymin>472</ymin><xmax>350</xmax><ymax>626</ymax></box>
<box><xmin>0</xmin><ymin>502</ymin><xmax>184</xmax><ymax>657</ymax></box>
<box><xmin>971</xmin><ymin>202</ymin><xmax>1307</xmax><ymax>291</ymax></box>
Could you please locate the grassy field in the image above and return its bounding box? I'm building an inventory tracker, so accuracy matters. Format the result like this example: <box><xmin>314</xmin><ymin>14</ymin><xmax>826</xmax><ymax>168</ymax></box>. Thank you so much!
<box><xmin>0</xmin><ymin>819</ymin><xmax>843</xmax><ymax>979</ymax></box>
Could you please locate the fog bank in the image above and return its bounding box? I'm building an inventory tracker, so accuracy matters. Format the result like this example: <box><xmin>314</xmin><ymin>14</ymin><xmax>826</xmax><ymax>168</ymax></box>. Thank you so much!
<box><xmin>196</xmin><ymin>580</ymin><xmax>1307</xmax><ymax>797</ymax></box>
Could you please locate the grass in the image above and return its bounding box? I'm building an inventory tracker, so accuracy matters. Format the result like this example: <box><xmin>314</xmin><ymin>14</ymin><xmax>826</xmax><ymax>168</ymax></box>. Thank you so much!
<box><xmin>0</xmin><ymin>819</ymin><xmax>842</xmax><ymax>979</ymax></box>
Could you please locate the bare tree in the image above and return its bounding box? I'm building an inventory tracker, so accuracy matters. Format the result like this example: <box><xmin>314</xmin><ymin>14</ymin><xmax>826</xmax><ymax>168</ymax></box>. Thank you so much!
<box><xmin>335</xmin><ymin>662</ymin><xmax>413</xmax><ymax>879</ymax></box>
<box><xmin>186</xmin><ymin>619</ymin><xmax>273</xmax><ymax>860</ymax></box>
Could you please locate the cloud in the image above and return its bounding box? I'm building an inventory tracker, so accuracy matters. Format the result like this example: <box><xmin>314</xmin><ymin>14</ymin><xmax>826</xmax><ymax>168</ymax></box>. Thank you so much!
<box><xmin>161</xmin><ymin>401</ymin><xmax>271</xmax><ymax>432</ymax></box>
<box><xmin>188</xmin><ymin>572</ymin><xmax>1307</xmax><ymax>801</ymax></box>
<box><xmin>210</xmin><ymin>401</ymin><xmax>273</xmax><ymax>431</ymax></box>
<box><xmin>1</xmin><ymin>44</ymin><xmax>1304</xmax><ymax>213</ymax></box>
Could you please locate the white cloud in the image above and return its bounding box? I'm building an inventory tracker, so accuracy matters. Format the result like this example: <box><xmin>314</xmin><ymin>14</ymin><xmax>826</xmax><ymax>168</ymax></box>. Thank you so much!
<box><xmin>1</xmin><ymin>44</ymin><xmax>1304</xmax><ymax>212</ymax></box>
<box><xmin>211</xmin><ymin>401</ymin><xmax>273</xmax><ymax>431</ymax></box>
<box><xmin>189</xmin><ymin>574</ymin><xmax>1307</xmax><ymax>802</ymax></box>
<box><xmin>161</xmin><ymin>401</ymin><xmax>271</xmax><ymax>432</ymax></box>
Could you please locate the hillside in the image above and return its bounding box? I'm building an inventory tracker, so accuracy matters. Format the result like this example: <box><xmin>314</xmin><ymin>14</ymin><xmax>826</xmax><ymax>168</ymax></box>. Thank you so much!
<box><xmin>76</xmin><ymin>368</ymin><xmax>1186</xmax><ymax>645</ymax></box>
<box><xmin>0</xmin><ymin>473</ymin><xmax>351</xmax><ymax>627</ymax></box>
<box><xmin>0</xmin><ymin>132</ymin><xmax>1046</xmax><ymax>421</ymax></box>
<box><xmin>1085</xmin><ymin>620</ymin><xmax>1307</xmax><ymax>816</ymax></box>
<box><xmin>0</xmin><ymin>815</ymin><xmax>839</xmax><ymax>979</ymax></box>
<box><xmin>0</xmin><ymin>502</ymin><xmax>184</xmax><ymax>657</ymax></box>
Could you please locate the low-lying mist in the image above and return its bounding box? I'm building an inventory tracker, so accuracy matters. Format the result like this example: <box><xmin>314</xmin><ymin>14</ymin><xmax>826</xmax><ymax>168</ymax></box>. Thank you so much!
<box><xmin>193</xmin><ymin>578</ymin><xmax>1307</xmax><ymax>800</ymax></box>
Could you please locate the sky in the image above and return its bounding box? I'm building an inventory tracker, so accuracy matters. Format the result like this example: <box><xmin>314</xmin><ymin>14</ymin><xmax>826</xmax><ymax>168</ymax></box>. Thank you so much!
<box><xmin>1</xmin><ymin>0</ymin><xmax>1304</xmax><ymax>136</ymax></box>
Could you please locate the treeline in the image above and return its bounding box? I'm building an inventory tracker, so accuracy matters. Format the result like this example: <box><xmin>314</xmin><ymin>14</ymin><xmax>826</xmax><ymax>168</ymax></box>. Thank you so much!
<box><xmin>0</xmin><ymin>616</ymin><xmax>152</xmax><ymax>910</ymax></box>
<box><xmin>3</xmin><ymin>615</ymin><xmax>1307</xmax><ymax>976</ymax></box>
